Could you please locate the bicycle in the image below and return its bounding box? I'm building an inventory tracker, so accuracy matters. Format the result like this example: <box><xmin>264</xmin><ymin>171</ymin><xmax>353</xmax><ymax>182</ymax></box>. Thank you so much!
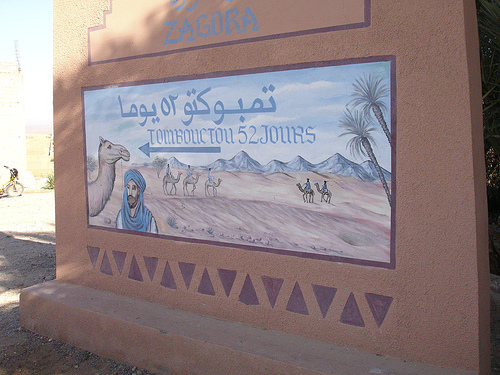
<box><xmin>1</xmin><ymin>166</ymin><xmax>24</xmax><ymax>197</ymax></box>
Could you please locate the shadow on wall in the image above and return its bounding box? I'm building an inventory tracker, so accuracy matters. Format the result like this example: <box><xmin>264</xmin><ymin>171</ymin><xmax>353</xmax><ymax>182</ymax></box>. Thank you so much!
<box><xmin>54</xmin><ymin>1</ymin><xmax>276</xmax><ymax>215</ymax></box>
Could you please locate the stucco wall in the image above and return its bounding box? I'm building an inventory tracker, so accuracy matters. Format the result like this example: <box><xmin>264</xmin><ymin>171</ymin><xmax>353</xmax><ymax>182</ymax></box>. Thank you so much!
<box><xmin>52</xmin><ymin>0</ymin><xmax>488</xmax><ymax>372</ymax></box>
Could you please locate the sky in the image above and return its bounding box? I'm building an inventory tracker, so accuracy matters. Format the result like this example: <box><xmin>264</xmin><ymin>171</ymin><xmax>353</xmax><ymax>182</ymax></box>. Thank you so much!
<box><xmin>84</xmin><ymin>60</ymin><xmax>392</xmax><ymax>171</ymax></box>
<box><xmin>0</xmin><ymin>0</ymin><xmax>53</xmax><ymax>134</ymax></box>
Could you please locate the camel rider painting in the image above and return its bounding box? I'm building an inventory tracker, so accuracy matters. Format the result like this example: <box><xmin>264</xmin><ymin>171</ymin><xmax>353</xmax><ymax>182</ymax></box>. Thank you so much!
<box><xmin>208</xmin><ymin>168</ymin><xmax>214</xmax><ymax>183</ymax></box>
<box><xmin>116</xmin><ymin>169</ymin><xmax>158</xmax><ymax>233</ymax></box>
<box><xmin>305</xmin><ymin>178</ymin><xmax>312</xmax><ymax>192</ymax></box>
<box><xmin>165</xmin><ymin>163</ymin><xmax>172</xmax><ymax>178</ymax></box>
<box><xmin>322</xmin><ymin>181</ymin><xmax>328</xmax><ymax>193</ymax></box>
<box><xmin>187</xmin><ymin>164</ymin><xmax>192</xmax><ymax>178</ymax></box>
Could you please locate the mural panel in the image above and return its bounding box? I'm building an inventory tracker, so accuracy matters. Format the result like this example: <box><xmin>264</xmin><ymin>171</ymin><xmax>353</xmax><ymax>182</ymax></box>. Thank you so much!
<box><xmin>84</xmin><ymin>57</ymin><xmax>395</xmax><ymax>267</ymax></box>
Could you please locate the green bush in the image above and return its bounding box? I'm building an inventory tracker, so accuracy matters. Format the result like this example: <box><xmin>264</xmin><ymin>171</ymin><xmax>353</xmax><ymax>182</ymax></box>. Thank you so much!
<box><xmin>43</xmin><ymin>172</ymin><xmax>54</xmax><ymax>190</ymax></box>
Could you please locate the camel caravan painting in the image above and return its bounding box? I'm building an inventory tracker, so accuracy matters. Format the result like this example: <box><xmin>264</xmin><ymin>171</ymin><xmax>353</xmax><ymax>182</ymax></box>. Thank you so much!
<box><xmin>83</xmin><ymin>58</ymin><xmax>395</xmax><ymax>267</ymax></box>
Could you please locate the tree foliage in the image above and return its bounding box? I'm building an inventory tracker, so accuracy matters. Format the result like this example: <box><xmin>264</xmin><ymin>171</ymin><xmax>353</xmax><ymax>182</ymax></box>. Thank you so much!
<box><xmin>339</xmin><ymin>109</ymin><xmax>392</xmax><ymax>206</ymax></box>
<box><xmin>477</xmin><ymin>0</ymin><xmax>500</xmax><ymax>274</ymax></box>
<box><xmin>477</xmin><ymin>0</ymin><xmax>500</xmax><ymax>219</ymax></box>
<box><xmin>152</xmin><ymin>156</ymin><xmax>168</xmax><ymax>178</ymax></box>
<box><xmin>348</xmin><ymin>73</ymin><xmax>392</xmax><ymax>145</ymax></box>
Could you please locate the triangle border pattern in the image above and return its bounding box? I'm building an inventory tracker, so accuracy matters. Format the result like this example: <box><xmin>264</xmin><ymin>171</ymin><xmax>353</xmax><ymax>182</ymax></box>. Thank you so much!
<box><xmin>87</xmin><ymin>247</ymin><xmax>393</xmax><ymax>329</ymax></box>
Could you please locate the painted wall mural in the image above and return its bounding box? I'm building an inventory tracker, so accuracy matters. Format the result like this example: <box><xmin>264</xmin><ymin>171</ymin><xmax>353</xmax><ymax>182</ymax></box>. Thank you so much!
<box><xmin>84</xmin><ymin>57</ymin><xmax>395</xmax><ymax>267</ymax></box>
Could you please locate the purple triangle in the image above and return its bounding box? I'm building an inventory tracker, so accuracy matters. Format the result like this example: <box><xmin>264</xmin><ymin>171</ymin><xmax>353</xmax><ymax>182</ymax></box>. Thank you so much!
<box><xmin>100</xmin><ymin>251</ymin><xmax>113</xmax><ymax>276</ymax></box>
<box><xmin>238</xmin><ymin>274</ymin><xmax>259</xmax><ymax>305</ymax></box>
<box><xmin>312</xmin><ymin>284</ymin><xmax>337</xmax><ymax>318</ymax></box>
<box><xmin>160</xmin><ymin>262</ymin><xmax>177</xmax><ymax>289</ymax></box>
<box><xmin>178</xmin><ymin>262</ymin><xmax>196</xmax><ymax>290</ymax></box>
<box><xmin>198</xmin><ymin>268</ymin><xmax>215</xmax><ymax>296</ymax></box>
<box><xmin>286</xmin><ymin>282</ymin><xmax>309</xmax><ymax>315</ymax></box>
<box><xmin>143</xmin><ymin>256</ymin><xmax>159</xmax><ymax>281</ymax></box>
<box><xmin>218</xmin><ymin>269</ymin><xmax>237</xmax><ymax>297</ymax></box>
<box><xmin>87</xmin><ymin>246</ymin><xmax>100</xmax><ymax>269</ymax></box>
<box><xmin>128</xmin><ymin>255</ymin><xmax>143</xmax><ymax>282</ymax></box>
<box><xmin>112</xmin><ymin>251</ymin><xmax>127</xmax><ymax>275</ymax></box>
<box><xmin>261</xmin><ymin>276</ymin><xmax>284</xmax><ymax>308</ymax></box>
<box><xmin>365</xmin><ymin>293</ymin><xmax>393</xmax><ymax>328</ymax></box>
<box><xmin>340</xmin><ymin>293</ymin><xmax>365</xmax><ymax>327</ymax></box>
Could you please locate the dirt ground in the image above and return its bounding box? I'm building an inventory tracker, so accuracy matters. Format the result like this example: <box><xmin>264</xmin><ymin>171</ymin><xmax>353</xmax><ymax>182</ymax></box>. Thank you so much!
<box><xmin>0</xmin><ymin>190</ymin><xmax>499</xmax><ymax>374</ymax></box>
<box><xmin>0</xmin><ymin>191</ymin><xmax>154</xmax><ymax>375</ymax></box>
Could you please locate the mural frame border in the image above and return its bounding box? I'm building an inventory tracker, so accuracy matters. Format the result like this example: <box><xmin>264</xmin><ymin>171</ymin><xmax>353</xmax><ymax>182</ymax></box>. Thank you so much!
<box><xmin>81</xmin><ymin>54</ymin><xmax>397</xmax><ymax>270</ymax></box>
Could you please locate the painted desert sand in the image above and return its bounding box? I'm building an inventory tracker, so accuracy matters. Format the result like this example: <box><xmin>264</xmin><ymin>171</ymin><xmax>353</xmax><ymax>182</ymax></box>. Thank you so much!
<box><xmin>89</xmin><ymin>163</ymin><xmax>392</xmax><ymax>264</ymax></box>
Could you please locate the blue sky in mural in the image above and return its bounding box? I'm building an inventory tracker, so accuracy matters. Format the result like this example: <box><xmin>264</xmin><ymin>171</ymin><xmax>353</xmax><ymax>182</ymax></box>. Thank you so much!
<box><xmin>0</xmin><ymin>0</ymin><xmax>53</xmax><ymax>133</ymax></box>
<box><xmin>84</xmin><ymin>60</ymin><xmax>392</xmax><ymax>170</ymax></box>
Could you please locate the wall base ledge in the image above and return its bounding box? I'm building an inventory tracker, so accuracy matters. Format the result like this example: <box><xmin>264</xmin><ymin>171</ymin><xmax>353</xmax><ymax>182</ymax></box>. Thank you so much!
<box><xmin>19</xmin><ymin>280</ymin><xmax>474</xmax><ymax>375</ymax></box>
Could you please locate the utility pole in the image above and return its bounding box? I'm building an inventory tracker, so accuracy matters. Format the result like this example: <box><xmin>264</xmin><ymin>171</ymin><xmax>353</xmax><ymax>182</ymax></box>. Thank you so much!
<box><xmin>14</xmin><ymin>40</ymin><xmax>21</xmax><ymax>72</ymax></box>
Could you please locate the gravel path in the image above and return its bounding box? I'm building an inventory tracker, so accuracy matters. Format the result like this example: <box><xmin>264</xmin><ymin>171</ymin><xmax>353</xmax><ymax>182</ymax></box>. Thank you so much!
<box><xmin>0</xmin><ymin>191</ymin><xmax>498</xmax><ymax>374</ymax></box>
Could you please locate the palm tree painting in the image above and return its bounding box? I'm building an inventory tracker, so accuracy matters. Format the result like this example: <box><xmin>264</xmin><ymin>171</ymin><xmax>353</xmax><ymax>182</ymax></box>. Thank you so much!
<box><xmin>349</xmin><ymin>73</ymin><xmax>391</xmax><ymax>146</ymax></box>
<box><xmin>339</xmin><ymin>109</ymin><xmax>392</xmax><ymax>206</ymax></box>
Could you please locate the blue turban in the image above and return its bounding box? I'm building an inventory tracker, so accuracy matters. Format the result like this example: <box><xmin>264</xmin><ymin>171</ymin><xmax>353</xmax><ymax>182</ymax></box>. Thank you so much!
<box><xmin>118</xmin><ymin>169</ymin><xmax>153</xmax><ymax>232</ymax></box>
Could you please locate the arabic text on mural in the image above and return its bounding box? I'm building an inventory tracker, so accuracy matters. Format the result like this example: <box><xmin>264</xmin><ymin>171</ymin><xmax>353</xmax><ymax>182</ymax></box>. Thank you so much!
<box><xmin>117</xmin><ymin>84</ymin><xmax>317</xmax><ymax>149</ymax></box>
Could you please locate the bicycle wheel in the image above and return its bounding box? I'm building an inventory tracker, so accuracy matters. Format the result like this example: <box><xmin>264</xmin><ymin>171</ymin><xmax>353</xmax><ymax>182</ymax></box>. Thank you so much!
<box><xmin>6</xmin><ymin>182</ymin><xmax>24</xmax><ymax>197</ymax></box>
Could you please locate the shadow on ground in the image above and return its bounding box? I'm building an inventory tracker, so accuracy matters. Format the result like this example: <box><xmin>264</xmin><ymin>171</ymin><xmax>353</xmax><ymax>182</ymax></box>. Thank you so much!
<box><xmin>0</xmin><ymin>233</ymin><xmax>155</xmax><ymax>375</ymax></box>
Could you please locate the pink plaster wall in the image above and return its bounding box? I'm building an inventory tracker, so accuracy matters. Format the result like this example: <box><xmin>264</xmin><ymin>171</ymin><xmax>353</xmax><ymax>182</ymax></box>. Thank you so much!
<box><xmin>53</xmin><ymin>0</ymin><xmax>489</xmax><ymax>372</ymax></box>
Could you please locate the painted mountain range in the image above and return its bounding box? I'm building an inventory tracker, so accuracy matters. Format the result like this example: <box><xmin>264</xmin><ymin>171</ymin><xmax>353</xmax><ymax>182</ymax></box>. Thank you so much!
<box><xmin>166</xmin><ymin>151</ymin><xmax>391</xmax><ymax>182</ymax></box>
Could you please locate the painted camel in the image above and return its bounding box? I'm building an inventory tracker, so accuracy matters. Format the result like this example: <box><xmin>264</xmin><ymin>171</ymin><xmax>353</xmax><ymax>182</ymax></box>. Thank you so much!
<box><xmin>296</xmin><ymin>183</ymin><xmax>314</xmax><ymax>203</ymax></box>
<box><xmin>163</xmin><ymin>171</ymin><xmax>182</xmax><ymax>195</ymax></box>
<box><xmin>205</xmin><ymin>178</ymin><xmax>222</xmax><ymax>197</ymax></box>
<box><xmin>88</xmin><ymin>136</ymin><xmax>130</xmax><ymax>217</ymax></box>
<box><xmin>314</xmin><ymin>182</ymin><xmax>332</xmax><ymax>204</ymax></box>
<box><xmin>183</xmin><ymin>173</ymin><xmax>201</xmax><ymax>196</ymax></box>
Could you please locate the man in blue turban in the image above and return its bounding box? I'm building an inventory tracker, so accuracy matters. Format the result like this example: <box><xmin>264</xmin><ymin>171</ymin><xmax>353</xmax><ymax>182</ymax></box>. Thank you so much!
<box><xmin>116</xmin><ymin>169</ymin><xmax>158</xmax><ymax>233</ymax></box>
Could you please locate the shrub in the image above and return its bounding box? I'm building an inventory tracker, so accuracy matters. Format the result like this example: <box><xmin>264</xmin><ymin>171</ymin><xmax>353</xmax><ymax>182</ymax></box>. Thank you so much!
<box><xmin>166</xmin><ymin>216</ymin><xmax>178</xmax><ymax>228</ymax></box>
<box><xmin>43</xmin><ymin>172</ymin><xmax>55</xmax><ymax>190</ymax></box>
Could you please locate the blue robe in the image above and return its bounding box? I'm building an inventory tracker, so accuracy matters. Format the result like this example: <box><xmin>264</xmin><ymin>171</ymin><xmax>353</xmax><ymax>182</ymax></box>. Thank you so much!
<box><xmin>117</xmin><ymin>169</ymin><xmax>157</xmax><ymax>233</ymax></box>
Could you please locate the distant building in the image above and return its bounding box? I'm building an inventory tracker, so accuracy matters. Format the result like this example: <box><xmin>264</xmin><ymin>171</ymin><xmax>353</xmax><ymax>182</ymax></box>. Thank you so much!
<box><xmin>0</xmin><ymin>62</ymin><xmax>27</xmax><ymax>182</ymax></box>
<box><xmin>26</xmin><ymin>133</ymin><xmax>54</xmax><ymax>178</ymax></box>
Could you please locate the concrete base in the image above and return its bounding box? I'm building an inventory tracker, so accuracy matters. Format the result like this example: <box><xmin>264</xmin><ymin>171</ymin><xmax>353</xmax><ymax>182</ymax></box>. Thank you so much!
<box><xmin>20</xmin><ymin>281</ymin><xmax>474</xmax><ymax>375</ymax></box>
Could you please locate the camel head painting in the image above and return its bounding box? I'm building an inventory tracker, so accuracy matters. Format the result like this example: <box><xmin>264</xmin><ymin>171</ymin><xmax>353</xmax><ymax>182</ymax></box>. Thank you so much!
<box><xmin>88</xmin><ymin>136</ymin><xmax>130</xmax><ymax>217</ymax></box>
